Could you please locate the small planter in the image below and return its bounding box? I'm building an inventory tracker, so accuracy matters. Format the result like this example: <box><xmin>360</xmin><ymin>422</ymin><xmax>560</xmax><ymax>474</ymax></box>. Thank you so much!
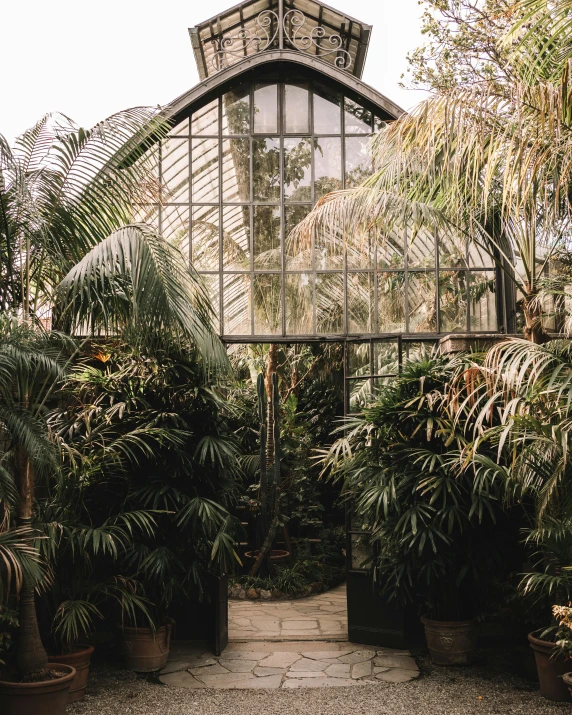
<box><xmin>118</xmin><ymin>623</ymin><xmax>172</xmax><ymax>672</ymax></box>
<box><xmin>0</xmin><ymin>663</ymin><xmax>76</xmax><ymax>715</ymax></box>
<box><xmin>421</xmin><ymin>617</ymin><xmax>477</xmax><ymax>665</ymax></box>
<box><xmin>528</xmin><ymin>630</ymin><xmax>571</xmax><ymax>702</ymax></box>
<box><xmin>49</xmin><ymin>644</ymin><xmax>94</xmax><ymax>703</ymax></box>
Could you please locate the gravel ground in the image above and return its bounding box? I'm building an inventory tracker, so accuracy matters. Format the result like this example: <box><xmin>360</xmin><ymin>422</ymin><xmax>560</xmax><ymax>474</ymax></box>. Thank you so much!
<box><xmin>68</xmin><ymin>649</ymin><xmax>571</xmax><ymax>715</ymax></box>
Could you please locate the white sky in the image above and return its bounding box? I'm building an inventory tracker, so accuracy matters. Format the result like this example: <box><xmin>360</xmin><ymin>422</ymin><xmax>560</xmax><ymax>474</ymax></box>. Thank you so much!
<box><xmin>1</xmin><ymin>0</ymin><xmax>429</xmax><ymax>145</ymax></box>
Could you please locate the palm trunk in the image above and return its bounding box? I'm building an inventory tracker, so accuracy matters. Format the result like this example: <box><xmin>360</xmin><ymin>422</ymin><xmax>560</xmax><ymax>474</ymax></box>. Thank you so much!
<box><xmin>522</xmin><ymin>292</ymin><xmax>548</xmax><ymax>344</ymax></box>
<box><xmin>264</xmin><ymin>343</ymin><xmax>278</xmax><ymax>468</ymax></box>
<box><xmin>15</xmin><ymin>447</ymin><xmax>49</xmax><ymax>681</ymax></box>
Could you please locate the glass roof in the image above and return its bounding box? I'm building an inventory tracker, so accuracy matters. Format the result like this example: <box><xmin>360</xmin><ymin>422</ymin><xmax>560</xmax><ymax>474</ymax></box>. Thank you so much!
<box><xmin>189</xmin><ymin>0</ymin><xmax>371</xmax><ymax>80</ymax></box>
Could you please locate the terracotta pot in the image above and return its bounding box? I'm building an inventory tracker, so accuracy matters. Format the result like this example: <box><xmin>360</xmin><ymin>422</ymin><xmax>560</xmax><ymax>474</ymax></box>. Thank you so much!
<box><xmin>528</xmin><ymin>630</ymin><xmax>571</xmax><ymax>702</ymax></box>
<box><xmin>119</xmin><ymin>624</ymin><xmax>172</xmax><ymax>672</ymax></box>
<box><xmin>244</xmin><ymin>549</ymin><xmax>290</xmax><ymax>566</ymax></box>
<box><xmin>421</xmin><ymin>616</ymin><xmax>477</xmax><ymax>665</ymax></box>
<box><xmin>0</xmin><ymin>663</ymin><xmax>75</xmax><ymax>715</ymax></box>
<box><xmin>50</xmin><ymin>644</ymin><xmax>94</xmax><ymax>703</ymax></box>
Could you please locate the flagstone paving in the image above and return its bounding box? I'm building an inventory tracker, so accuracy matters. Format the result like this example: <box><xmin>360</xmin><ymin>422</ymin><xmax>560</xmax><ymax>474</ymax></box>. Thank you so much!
<box><xmin>159</xmin><ymin>640</ymin><xmax>420</xmax><ymax>689</ymax></box>
<box><xmin>228</xmin><ymin>582</ymin><xmax>348</xmax><ymax>641</ymax></box>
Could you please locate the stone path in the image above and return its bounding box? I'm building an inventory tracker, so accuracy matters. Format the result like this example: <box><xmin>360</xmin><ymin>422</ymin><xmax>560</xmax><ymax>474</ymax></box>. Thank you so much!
<box><xmin>228</xmin><ymin>582</ymin><xmax>347</xmax><ymax>641</ymax></box>
<box><xmin>159</xmin><ymin>640</ymin><xmax>420</xmax><ymax>690</ymax></box>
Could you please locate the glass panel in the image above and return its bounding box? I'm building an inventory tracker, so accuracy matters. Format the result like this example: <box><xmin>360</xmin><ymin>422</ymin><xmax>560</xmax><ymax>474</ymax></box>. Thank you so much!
<box><xmin>404</xmin><ymin>342</ymin><xmax>435</xmax><ymax>362</ymax></box>
<box><xmin>374</xmin><ymin>340</ymin><xmax>399</xmax><ymax>375</ymax></box>
<box><xmin>347</xmin><ymin>227</ymin><xmax>374</xmax><ymax>268</ymax></box>
<box><xmin>348</xmin><ymin>272</ymin><xmax>374</xmax><ymax>333</ymax></box>
<box><xmin>439</xmin><ymin>232</ymin><xmax>468</xmax><ymax>268</ymax></box>
<box><xmin>350</xmin><ymin>532</ymin><xmax>371</xmax><ymax>569</ymax></box>
<box><xmin>162</xmin><ymin>205</ymin><xmax>189</xmax><ymax>255</ymax></box>
<box><xmin>223</xmin><ymin>84</ymin><xmax>250</xmax><ymax>135</ymax></box>
<box><xmin>253</xmin><ymin>138</ymin><xmax>280</xmax><ymax>201</ymax></box>
<box><xmin>373</xmin><ymin>115</ymin><xmax>387</xmax><ymax>133</ymax></box>
<box><xmin>253</xmin><ymin>205</ymin><xmax>281</xmax><ymax>269</ymax></box>
<box><xmin>470</xmin><ymin>271</ymin><xmax>497</xmax><ymax>331</ymax></box>
<box><xmin>440</xmin><ymin>270</ymin><xmax>468</xmax><ymax>332</ymax></box>
<box><xmin>191</xmin><ymin>138</ymin><xmax>219</xmax><ymax>203</ymax></box>
<box><xmin>200</xmin><ymin>274</ymin><xmax>220</xmax><ymax>333</ymax></box>
<box><xmin>223</xmin><ymin>273</ymin><xmax>251</xmax><ymax>335</ymax></box>
<box><xmin>132</xmin><ymin>204</ymin><xmax>159</xmax><ymax>230</ymax></box>
<box><xmin>253</xmin><ymin>83</ymin><xmax>278</xmax><ymax>133</ymax></box>
<box><xmin>468</xmin><ymin>239</ymin><xmax>494</xmax><ymax>268</ymax></box>
<box><xmin>345</xmin><ymin>136</ymin><xmax>371</xmax><ymax>188</ymax></box>
<box><xmin>378</xmin><ymin>230</ymin><xmax>405</xmax><ymax>268</ymax></box>
<box><xmin>348</xmin><ymin>342</ymin><xmax>370</xmax><ymax>377</ymax></box>
<box><xmin>408</xmin><ymin>271</ymin><xmax>437</xmax><ymax>332</ymax></box>
<box><xmin>169</xmin><ymin>117</ymin><xmax>189</xmax><ymax>136</ymax></box>
<box><xmin>315</xmin><ymin>217</ymin><xmax>343</xmax><ymax>269</ymax></box>
<box><xmin>162</xmin><ymin>138</ymin><xmax>189</xmax><ymax>202</ymax></box>
<box><xmin>313</xmin><ymin>84</ymin><xmax>341</xmax><ymax>134</ymax></box>
<box><xmin>222</xmin><ymin>206</ymin><xmax>250</xmax><ymax>270</ymax></box>
<box><xmin>286</xmin><ymin>273</ymin><xmax>313</xmax><ymax>334</ymax></box>
<box><xmin>191</xmin><ymin>99</ymin><xmax>218</xmax><ymax>135</ymax></box>
<box><xmin>285</xmin><ymin>83</ymin><xmax>310</xmax><ymax>133</ymax></box>
<box><xmin>344</xmin><ymin>98</ymin><xmax>372</xmax><ymax>134</ymax></box>
<box><xmin>408</xmin><ymin>226</ymin><xmax>435</xmax><ymax>268</ymax></box>
<box><xmin>191</xmin><ymin>205</ymin><xmax>219</xmax><ymax>270</ymax></box>
<box><xmin>253</xmin><ymin>274</ymin><xmax>282</xmax><ymax>334</ymax></box>
<box><xmin>314</xmin><ymin>137</ymin><xmax>342</xmax><ymax>199</ymax></box>
<box><xmin>285</xmin><ymin>205</ymin><xmax>312</xmax><ymax>269</ymax></box>
<box><xmin>316</xmin><ymin>273</ymin><xmax>344</xmax><ymax>333</ymax></box>
<box><xmin>222</xmin><ymin>138</ymin><xmax>250</xmax><ymax>202</ymax></box>
<box><xmin>283</xmin><ymin>137</ymin><xmax>312</xmax><ymax>201</ymax></box>
<box><xmin>372</xmin><ymin>377</ymin><xmax>392</xmax><ymax>400</ymax></box>
<box><xmin>348</xmin><ymin>377</ymin><xmax>372</xmax><ymax>412</ymax></box>
<box><xmin>378</xmin><ymin>271</ymin><xmax>406</xmax><ymax>332</ymax></box>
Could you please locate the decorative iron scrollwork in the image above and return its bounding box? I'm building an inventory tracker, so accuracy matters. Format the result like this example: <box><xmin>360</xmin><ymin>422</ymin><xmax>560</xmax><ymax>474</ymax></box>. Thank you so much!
<box><xmin>212</xmin><ymin>10</ymin><xmax>279</xmax><ymax>71</ymax></box>
<box><xmin>210</xmin><ymin>6</ymin><xmax>352</xmax><ymax>73</ymax></box>
<box><xmin>283</xmin><ymin>9</ymin><xmax>352</xmax><ymax>70</ymax></box>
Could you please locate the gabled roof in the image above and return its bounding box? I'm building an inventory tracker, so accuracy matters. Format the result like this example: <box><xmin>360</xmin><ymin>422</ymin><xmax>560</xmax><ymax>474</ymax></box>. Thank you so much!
<box><xmin>189</xmin><ymin>0</ymin><xmax>371</xmax><ymax>81</ymax></box>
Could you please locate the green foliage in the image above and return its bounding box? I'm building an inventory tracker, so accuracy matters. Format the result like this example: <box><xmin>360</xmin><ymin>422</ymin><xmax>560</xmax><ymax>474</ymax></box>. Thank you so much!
<box><xmin>0</xmin><ymin>607</ymin><xmax>18</xmax><ymax>667</ymax></box>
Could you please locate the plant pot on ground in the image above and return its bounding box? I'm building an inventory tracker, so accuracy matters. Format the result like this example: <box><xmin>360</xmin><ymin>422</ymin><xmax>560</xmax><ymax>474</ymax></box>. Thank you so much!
<box><xmin>528</xmin><ymin>629</ymin><xmax>571</xmax><ymax>702</ymax></box>
<box><xmin>421</xmin><ymin>617</ymin><xmax>477</xmax><ymax>666</ymax></box>
<box><xmin>48</xmin><ymin>645</ymin><xmax>94</xmax><ymax>703</ymax></box>
<box><xmin>118</xmin><ymin>622</ymin><xmax>172</xmax><ymax>672</ymax></box>
<box><xmin>0</xmin><ymin>664</ymin><xmax>76</xmax><ymax>715</ymax></box>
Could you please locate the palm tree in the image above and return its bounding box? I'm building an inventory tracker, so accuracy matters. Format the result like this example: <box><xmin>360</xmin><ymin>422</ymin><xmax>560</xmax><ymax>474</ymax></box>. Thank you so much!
<box><xmin>0</xmin><ymin>109</ymin><xmax>228</xmax><ymax>680</ymax></box>
<box><xmin>289</xmin><ymin>0</ymin><xmax>572</xmax><ymax>343</ymax></box>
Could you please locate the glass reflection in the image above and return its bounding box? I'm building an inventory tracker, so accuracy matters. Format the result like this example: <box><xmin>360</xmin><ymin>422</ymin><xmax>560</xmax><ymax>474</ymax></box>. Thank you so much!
<box><xmin>253</xmin><ymin>206</ymin><xmax>281</xmax><ymax>269</ymax></box>
<box><xmin>223</xmin><ymin>273</ymin><xmax>251</xmax><ymax>335</ymax></box>
<box><xmin>169</xmin><ymin>117</ymin><xmax>189</xmax><ymax>136</ymax></box>
<box><xmin>378</xmin><ymin>271</ymin><xmax>406</xmax><ymax>332</ymax></box>
<box><xmin>286</xmin><ymin>273</ymin><xmax>313</xmax><ymax>333</ymax></box>
<box><xmin>345</xmin><ymin>136</ymin><xmax>371</xmax><ymax>189</ymax></box>
<box><xmin>314</xmin><ymin>137</ymin><xmax>342</xmax><ymax>199</ymax></box>
<box><xmin>222</xmin><ymin>138</ymin><xmax>250</xmax><ymax>202</ymax></box>
<box><xmin>440</xmin><ymin>270</ymin><xmax>468</xmax><ymax>332</ymax></box>
<box><xmin>285</xmin><ymin>83</ymin><xmax>310</xmax><ymax>133</ymax></box>
<box><xmin>316</xmin><ymin>273</ymin><xmax>343</xmax><ymax>333</ymax></box>
<box><xmin>162</xmin><ymin>139</ymin><xmax>189</xmax><ymax>203</ymax></box>
<box><xmin>192</xmin><ymin>205</ymin><xmax>219</xmax><ymax>270</ymax></box>
<box><xmin>374</xmin><ymin>341</ymin><xmax>399</xmax><ymax>375</ymax></box>
<box><xmin>315</xmin><ymin>216</ymin><xmax>343</xmax><ymax>269</ymax></box>
<box><xmin>284</xmin><ymin>138</ymin><xmax>312</xmax><ymax>201</ymax></box>
<box><xmin>313</xmin><ymin>84</ymin><xmax>341</xmax><ymax>134</ymax></box>
<box><xmin>162</xmin><ymin>205</ymin><xmax>189</xmax><ymax>255</ymax></box>
<box><xmin>253</xmin><ymin>138</ymin><xmax>280</xmax><ymax>201</ymax></box>
<box><xmin>470</xmin><ymin>271</ymin><xmax>497</xmax><ymax>330</ymax></box>
<box><xmin>347</xmin><ymin>227</ymin><xmax>374</xmax><ymax>269</ymax></box>
<box><xmin>285</xmin><ymin>205</ymin><xmax>312</xmax><ymax>269</ymax></box>
<box><xmin>223</xmin><ymin>84</ymin><xmax>250</xmax><ymax>135</ymax></box>
<box><xmin>254</xmin><ymin>84</ymin><xmax>278</xmax><ymax>133</ymax></box>
<box><xmin>439</xmin><ymin>233</ymin><xmax>468</xmax><ymax>268</ymax></box>
<box><xmin>408</xmin><ymin>227</ymin><xmax>435</xmax><ymax>268</ymax></box>
<box><xmin>222</xmin><ymin>206</ymin><xmax>250</xmax><ymax>270</ymax></box>
<box><xmin>200</xmin><ymin>274</ymin><xmax>220</xmax><ymax>333</ymax></box>
<box><xmin>348</xmin><ymin>272</ymin><xmax>374</xmax><ymax>333</ymax></box>
<box><xmin>348</xmin><ymin>341</ymin><xmax>370</xmax><ymax>377</ymax></box>
<box><xmin>191</xmin><ymin>99</ymin><xmax>218</xmax><ymax>135</ymax></box>
<box><xmin>191</xmin><ymin>138</ymin><xmax>219</xmax><ymax>202</ymax></box>
<box><xmin>344</xmin><ymin>98</ymin><xmax>372</xmax><ymax>134</ymax></box>
<box><xmin>377</xmin><ymin>231</ymin><xmax>405</xmax><ymax>268</ymax></box>
<box><xmin>253</xmin><ymin>274</ymin><xmax>282</xmax><ymax>334</ymax></box>
<box><xmin>409</xmin><ymin>271</ymin><xmax>437</xmax><ymax>332</ymax></box>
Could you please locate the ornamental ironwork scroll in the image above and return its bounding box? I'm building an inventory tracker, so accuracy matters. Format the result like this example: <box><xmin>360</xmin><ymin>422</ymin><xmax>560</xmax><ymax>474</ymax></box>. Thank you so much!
<box><xmin>211</xmin><ymin>10</ymin><xmax>279</xmax><ymax>71</ymax></box>
<box><xmin>283</xmin><ymin>9</ymin><xmax>352</xmax><ymax>70</ymax></box>
<box><xmin>210</xmin><ymin>7</ymin><xmax>353</xmax><ymax>72</ymax></box>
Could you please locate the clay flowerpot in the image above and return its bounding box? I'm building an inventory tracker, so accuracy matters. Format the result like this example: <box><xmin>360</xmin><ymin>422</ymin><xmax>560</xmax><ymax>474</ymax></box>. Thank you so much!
<box><xmin>421</xmin><ymin>616</ymin><xmax>477</xmax><ymax>665</ymax></box>
<box><xmin>50</xmin><ymin>644</ymin><xmax>94</xmax><ymax>703</ymax></box>
<box><xmin>119</xmin><ymin>623</ymin><xmax>172</xmax><ymax>672</ymax></box>
<box><xmin>0</xmin><ymin>663</ymin><xmax>76</xmax><ymax>715</ymax></box>
<box><xmin>528</xmin><ymin>630</ymin><xmax>571</xmax><ymax>702</ymax></box>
